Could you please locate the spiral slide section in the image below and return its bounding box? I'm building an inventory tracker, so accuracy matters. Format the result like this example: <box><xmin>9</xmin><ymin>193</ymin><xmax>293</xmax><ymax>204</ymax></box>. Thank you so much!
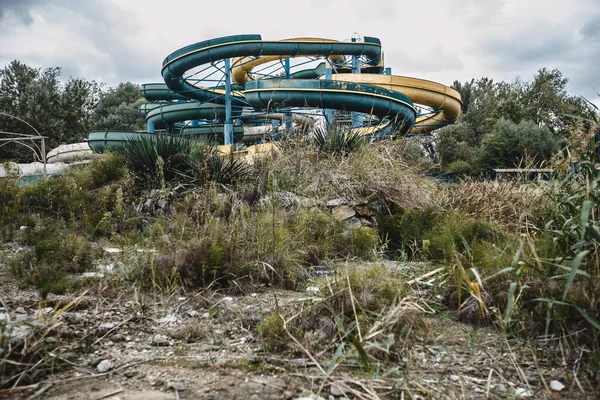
<box><xmin>87</xmin><ymin>34</ymin><xmax>461</xmax><ymax>156</ymax></box>
<box><xmin>329</xmin><ymin>74</ymin><xmax>462</xmax><ymax>134</ymax></box>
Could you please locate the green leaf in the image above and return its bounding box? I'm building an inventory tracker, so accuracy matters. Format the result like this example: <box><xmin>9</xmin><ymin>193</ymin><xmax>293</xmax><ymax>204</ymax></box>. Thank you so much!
<box><xmin>504</xmin><ymin>282</ymin><xmax>518</xmax><ymax>327</ymax></box>
<box><xmin>590</xmin><ymin>224</ymin><xmax>600</xmax><ymax>242</ymax></box>
<box><xmin>562</xmin><ymin>250</ymin><xmax>589</xmax><ymax>301</ymax></box>
<box><xmin>536</xmin><ymin>298</ymin><xmax>600</xmax><ymax>330</ymax></box>
<box><xmin>581</xmin><ymin>200</ymin><xmax>592</xmax><ymax>240</ymax></box>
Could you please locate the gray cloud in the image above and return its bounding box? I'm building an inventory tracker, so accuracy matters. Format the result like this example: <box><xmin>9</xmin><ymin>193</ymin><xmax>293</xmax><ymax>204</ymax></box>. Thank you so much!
<box><xmin>0</xmin><ymin>0</ymin><xmax>598</xmax><ymax>104</ymax></box>
<box><xmin>581</xmin><ymin>15</ymin><xmax>600</xmax><ymax>42</ymax></box>
<box><xmin>0</xmin><ymin>0</ymin><xmax>41</xmax><ymax>25</ymax></box>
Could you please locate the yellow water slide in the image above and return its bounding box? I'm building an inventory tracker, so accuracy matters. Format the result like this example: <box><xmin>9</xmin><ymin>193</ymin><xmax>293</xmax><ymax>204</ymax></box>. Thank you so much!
<box><xmin>330</xmin><ymin>74</ymin><xmax>462</xmax><ymax>134</ymax></box>
<box><xmin>231</xmin><ymin>39</ymin><xmax>460</xmax><ymax>134</ymax></box>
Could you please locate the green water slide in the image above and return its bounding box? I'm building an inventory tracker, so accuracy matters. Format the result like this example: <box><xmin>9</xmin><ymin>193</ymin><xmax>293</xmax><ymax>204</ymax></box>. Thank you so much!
<box><xmin>88</xmin><ymin>34</ymin><xmax>419</xmax><ymax>153</ymax></box>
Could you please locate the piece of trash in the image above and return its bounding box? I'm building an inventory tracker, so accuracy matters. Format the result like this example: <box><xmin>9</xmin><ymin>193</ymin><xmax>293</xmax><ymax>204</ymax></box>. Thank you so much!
<box><xmin>103</xmin><ymin>247</ymin><xmax>122</xmax><ymax>254</ymax></box>
<box><xmin>314</xmin><ymin>267</ymin><xmax>334</xmax><ymax>276</ymax></box>
<box><xmin>106</xmin><ymin>263</ymin><xmax>115</xmax><ymax>272</ymax></box>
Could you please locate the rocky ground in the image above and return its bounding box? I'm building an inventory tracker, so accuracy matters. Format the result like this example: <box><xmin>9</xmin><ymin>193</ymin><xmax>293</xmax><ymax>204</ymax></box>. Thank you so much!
<box><xmin>0</xmin><ymin>243</ymin><xmax>595</xmax><ymax>399</ymax></box>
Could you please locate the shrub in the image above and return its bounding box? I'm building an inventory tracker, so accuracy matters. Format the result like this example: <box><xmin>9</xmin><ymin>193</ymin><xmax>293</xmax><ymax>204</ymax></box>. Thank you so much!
<box><xmin>478</xmin><ymin>119</ymin><xmax>561</xmax><ymax>169</ymax></box>
<box><xmin>311</xmin><ymin>126</ymin><xmax>365</xmax><ymax>155</ymax></box>
<box><xmin>344</xmin><ymin>226</ymin><xmax>380</xmax><ymax>260</ymax></box>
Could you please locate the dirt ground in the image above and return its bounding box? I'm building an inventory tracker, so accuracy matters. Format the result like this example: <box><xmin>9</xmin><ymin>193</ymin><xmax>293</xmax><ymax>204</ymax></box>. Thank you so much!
<box><xmin>0</xmin><ymin>243</ymin><xmax>596</xmax><ymax>399</ymax></box>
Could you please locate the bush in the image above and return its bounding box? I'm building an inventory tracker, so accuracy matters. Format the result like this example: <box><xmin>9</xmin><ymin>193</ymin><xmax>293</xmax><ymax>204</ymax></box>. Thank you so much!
<box><xmin>478</xmin><ymin>119</ymin><xmax>561</xmax><ymax>169</ymax></box>
<box><xmin>340</xmin><ymin>226</ymin><xmax>378</xmax><ymax>260</ymax></box>
<box><xmin>378</xmin><ymin>206</ymin><xmax>437</xmax><ymax>259</ymax></box>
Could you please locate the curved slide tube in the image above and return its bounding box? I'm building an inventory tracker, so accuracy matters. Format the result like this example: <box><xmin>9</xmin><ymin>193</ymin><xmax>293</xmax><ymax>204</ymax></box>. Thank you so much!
<box><xmin>330</xmin><ymin>74</ymin><xmax>462</xmax><ymax>133</ymax></box>
<box><xmin>244</xmin><ymin>79</ymin><xmax>416</xmax><ymax>134</ymax></box>
<box><xmin>161</xmin><ymin>34</ymin><xmax>382</xmax><ymax>107</ymax></box>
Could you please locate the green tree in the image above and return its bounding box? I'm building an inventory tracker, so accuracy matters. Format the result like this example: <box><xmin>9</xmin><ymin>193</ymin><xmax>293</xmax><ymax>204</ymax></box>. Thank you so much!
<box><xmin>436</xmin><ymin>123</ymin><xmax>478</xmax><ymax>168</ymax></box>
<box><xmin>91</xmin><ymin>82</ymin><xmax>145</xmax><ymax>131</ymax></box>
<box><xmin>0</xmin><ymin>60</ymin><xmax>101</xmax><ymax>162</ymax></box>
<box><xmin>478</xmin><ymin>119</ymin><xmax>561</xmax><ymax>170</ymax></box>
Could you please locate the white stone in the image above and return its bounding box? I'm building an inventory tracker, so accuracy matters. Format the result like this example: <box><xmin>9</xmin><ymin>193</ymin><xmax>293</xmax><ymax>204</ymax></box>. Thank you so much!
<box><xmin>330</xmin><ymin>383</ymin><xmax>344</xmax><ymax>396</ymax></box>
<box><xmin>151</xmin><ymin>334</ymin><xmax>170</xmax><ymax>346</ymax></box>
<box><xmin>449</xmin><ymin>375</ymin><xmax>460</xmax><ymax>382</ymax></box>
<box><xmin>549</xmin><ymin>380</ymin><xmax>565</xmax><ymax>391</ymax></box>
<box><xmin>515</xmin><ymin>388</ymin><xmax>533</xmax><ymax>398</ymax></box>
<box><xmin>327</xmin><ymin>198</ymin><xmax>347</xmax><ymax>207</ymax></box>
<box><xmin>97</xmin><ymin>359</ymin><xmax>114</xmax><ymax>373</ymax></box>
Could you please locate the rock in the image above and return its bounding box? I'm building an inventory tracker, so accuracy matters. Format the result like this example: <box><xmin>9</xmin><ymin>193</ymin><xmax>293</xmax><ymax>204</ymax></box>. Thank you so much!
<box><xmin>333</xmin><ymin>205</ymin><xmax>356</xmax><ymax>221</ymax></box>
<box><xmin>249</xmin><ymin>395</ymin><xmax>261</xmax><ymax>400</ymax></box>
<box><xmin>356</xmin><ymin>207</ymin><xmax>374</xmax><ymax>217</ymax></box>
<box><xmin>549</xmin><ymin>380</ymin><xmax>565</xmax><ymax>391</ymax></box>
<box><xmin>330</xmin><ymin>383</ymin><xmax>344</xmax><ymax>396</ymax></box>
<box><xmin>150</xmin><ymin>377</ymin><xmax>164</xmax><ymax>387</ymax></box>
<box><xmin>151</xmin><ymin>334</ymin><xmax>170</xmax><ymax>346</ymax></box>
<box><xmin>449</xmin><ymin>375</ymin><xmax>460</xmax><ymax>382</ymax></box>
<box><xmin>124</xmin><ymin>370</ymin><xmax>137</xmax><ymax>378</ymax></box>
<box><xmin>19</xmin><ymin>225</ymin><xmax>28</xmax><ymax>231</ymax></box>
<box><xmin>100</xmin><ymin>323</ymin><xmax>116</xmax><ymax>331</ymax></box>
<box><xmin>158</xmin><ymin>314</ymin><xmax>181</xmax><ymax>326</ymax></box>
<box><xmin>201</xmin><ymin>312</ymin><xmax>210</xmax><ymax>319</ymax></box>
<box><xmin>187</xmin><ymin>310</ymin><xmax>199</xmax><ymax>318</ymax></box>
<box><xmin>327</xmin><ymin>198</ymin><xmax>347</xmax><ymax>207</ymax></box>
<box><xmin>358</xmin><ymin>218</ymin><xmax>373</xmax><ymax>227</ymax></box>
<box><xmin>515</xmin><ymin>388</ymin><xmax>533</xmax><ymax>398</ymax></box>
<box><xmin>15</xmin><ymin>307</ymin><xmax>26</xmax><ymax>314</ymax></box>
<box><xmin>495</xmin><ymin>383</ymin><xmax>507</xmax><ymax>392</ymax></box>
<box><xmin>306</xmin><ymin>286</ymin><xmax>320</xmax><ymax>295</ymax></box>
<box><xmin>223</xmin><ymin>296</ymin><xmax>234</xmax><ymax>302</ymax></box>
<box><xmin>80</xmin><ymin>272</ymin><xmax>104</xmax><ymax>279</ymax></box>
<box><xmin>167</xmin><ymin>381</ymin><xmax>186</xmax><ymax>391</ymax></box>
<box><xmin>96</xmin><ymin>359</ymin><xmax>114</xmax><ymax>373</ymax></box>
<box><xmin>62</xmin><ymin>352</ymin><xmax>77</xmax><ymax>360</ymax></box>
<box><xmin>89</xmin><ymin>357</ymin><xmax>104</xmax><ymax>367</ymax></box>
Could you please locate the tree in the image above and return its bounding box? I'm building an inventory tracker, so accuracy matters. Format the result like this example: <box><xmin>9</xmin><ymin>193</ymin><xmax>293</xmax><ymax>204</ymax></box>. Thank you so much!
<box><xmin>435</xmin><ymin>123</ymin><xmax>478</xmax><ymax>168</ymax></box>
<box><xmin>91</xmin><ymin>82</ymin><xmax>145</xmax><ymax>131</ymax></box>
<box><xmin>0</xmin><ymin>60</ymin><xmax>101</xmax><ymax>162</ymax></box>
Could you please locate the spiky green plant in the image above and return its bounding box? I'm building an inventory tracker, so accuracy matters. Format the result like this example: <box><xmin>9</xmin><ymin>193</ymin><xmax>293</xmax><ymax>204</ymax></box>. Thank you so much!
<box><xmin>123</xmin><ymin>134</ymin><xmax>195</xmax><ymax>186</ymax></box>
<box><xmin>312</xmin><ymin>126</ymin><xmax>365</xmax><ymax>155</ymax></box>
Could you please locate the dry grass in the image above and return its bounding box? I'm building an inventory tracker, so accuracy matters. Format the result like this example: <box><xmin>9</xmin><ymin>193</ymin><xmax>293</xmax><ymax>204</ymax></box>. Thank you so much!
<box><xmin>439</xmin><ymin>179</ymin><xmax>550</xmax><ymax>227</ymax></box>
<box><xmin>262</xmin><ymin>141</ymin><xmax>433</xmax><ymax>210</ymax></box>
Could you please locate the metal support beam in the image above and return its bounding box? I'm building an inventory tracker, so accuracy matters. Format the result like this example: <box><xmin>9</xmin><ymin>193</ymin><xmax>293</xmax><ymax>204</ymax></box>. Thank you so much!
<box><xmin>224</xmin><ymin>58</ymin><xmax>233</xmax><ymax>146</ymax></box>
<box><xmin>284</xmin><ymin>58</ymin><xmax>293</xmax><ymax>134</ymax></box>
<box><xmin>325</xmin><ymin>67</ymin><xmax>334</xmax><ymax>128</ymax></box>
<box><xmin>351</xmin><ymin>37</ymin><xmax>362</xmax><ymax>129</ymax></box>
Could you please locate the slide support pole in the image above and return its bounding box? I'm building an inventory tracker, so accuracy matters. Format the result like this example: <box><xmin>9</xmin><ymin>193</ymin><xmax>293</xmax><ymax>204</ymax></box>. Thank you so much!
<box><xmin>284</xmin><ymin>58</ymin><xmax>293</xmax><ymax>134</ymax></box>
<box><xmin>351</xmin><ymin>37</ymin><xmax>363</xmax><ymax>129</ymax></box>
<box><xmin>325</xmin><ymin>67</ymin><xmax>334</xmax><ymax>128</ymax></box>
<box><xmin>224</xmin><ymin>58</ymin><xmax>233</xmax><ymax>146</ymax></box>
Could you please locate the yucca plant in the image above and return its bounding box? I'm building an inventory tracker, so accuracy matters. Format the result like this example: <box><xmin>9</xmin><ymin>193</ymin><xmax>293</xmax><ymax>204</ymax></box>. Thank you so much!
<box><xmin>311</xmin><ymin>126</ymin><xmax>365</xmax><ymax>155</ymax></box>
<box><xmin>123</xmin><ymin>134</ymin><xmax>195</xmax><ymax>186</ymax></box>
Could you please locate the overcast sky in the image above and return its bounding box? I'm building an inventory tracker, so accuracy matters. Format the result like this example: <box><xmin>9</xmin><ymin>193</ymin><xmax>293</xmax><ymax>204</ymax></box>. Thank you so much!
<box><xmin>0</xmin><ymin>0</ymin><xmax>598</xmax><ymax>102</ymax></box>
